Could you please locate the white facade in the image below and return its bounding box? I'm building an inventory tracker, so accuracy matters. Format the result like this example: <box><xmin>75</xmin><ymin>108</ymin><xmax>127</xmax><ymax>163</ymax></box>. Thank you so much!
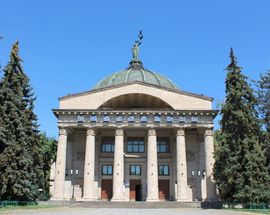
<box><xmin>50</xmin><ymin>81</ymin><xmax>218</xmax><ymax>202</ymax></box>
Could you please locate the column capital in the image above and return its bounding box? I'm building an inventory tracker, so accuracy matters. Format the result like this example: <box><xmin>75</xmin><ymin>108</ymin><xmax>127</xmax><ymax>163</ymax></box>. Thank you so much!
<box><xmin>176</xmin><ymin>129</ymin><xmax>185</xmax><ymax>136</ymax></box>
<box><xmin>58</xmin><ymin>128</ymin><xmax>67</xmax><ymax>136</ymax></box>
<box><xmin>148</xmin><ymin>128</ymin><xmax>156</xmax><ymax>136</ymax></box>
<box><xmin>86</xmin><ymin>128</ymin><xmax>95</xmax><ymax>136</ymax></box>
<box><xmin>204</xmin><ymin>128</ymin><xmax>213</xmax><ymax>136</ymax></box>
<box><xmin>115</xmin><ymin>128</ymin><xmax>124</xmax><ymax>136</ymax></box>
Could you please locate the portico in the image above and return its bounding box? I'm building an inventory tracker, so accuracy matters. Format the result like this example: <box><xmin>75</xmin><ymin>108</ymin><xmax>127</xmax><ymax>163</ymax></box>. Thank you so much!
<box><xmin>51</xmin><ymin>108</ymin><xmax>217</xmax><ymax>201</ymax></box>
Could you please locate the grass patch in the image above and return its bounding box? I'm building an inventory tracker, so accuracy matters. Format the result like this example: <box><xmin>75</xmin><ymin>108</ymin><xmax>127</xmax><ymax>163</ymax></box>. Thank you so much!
<box><xmin>227</xmin><ymin>208</ymin><xmax>270</xmax><ymax>214</ymax></box>
<box><xmin>0</xmin><ymin>204</ymin><xmax>56</xmax><ymax>211</ymax></box>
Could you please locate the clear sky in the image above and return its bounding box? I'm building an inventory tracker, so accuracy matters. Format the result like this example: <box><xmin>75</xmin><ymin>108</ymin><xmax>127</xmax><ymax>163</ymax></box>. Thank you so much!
<box><xmin>0</xmin><ymin>0</ymin><xmax>270</xmax><ymax>138</ymax></box>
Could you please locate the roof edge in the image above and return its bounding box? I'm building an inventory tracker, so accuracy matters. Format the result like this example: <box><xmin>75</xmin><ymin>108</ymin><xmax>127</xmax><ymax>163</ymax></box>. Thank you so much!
<box><xmin>59</xmin><ymin>81</ymin><xmax>214</xmax><ymax>101</ymax></box>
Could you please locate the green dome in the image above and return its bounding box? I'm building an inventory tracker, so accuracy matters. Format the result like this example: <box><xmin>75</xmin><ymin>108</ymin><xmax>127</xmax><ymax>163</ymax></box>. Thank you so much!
<box><xmin>93</xmin><ymin>59</ymin><xmax>179</xmax><ymax>90</ymax></box>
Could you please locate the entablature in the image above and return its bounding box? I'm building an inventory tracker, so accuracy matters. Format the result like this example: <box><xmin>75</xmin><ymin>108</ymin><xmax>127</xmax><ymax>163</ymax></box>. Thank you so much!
<box><xmin>53</xmin><ymin>109</ymin><xmax>218</xmax><ymax>128</ymax></box>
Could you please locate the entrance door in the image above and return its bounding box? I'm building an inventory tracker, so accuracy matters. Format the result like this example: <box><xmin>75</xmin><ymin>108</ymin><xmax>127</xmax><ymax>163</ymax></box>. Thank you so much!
<box><xmin>101</xmin><ymin>179</ymin><xmax>112</xmax><ymax>201</ymax></box>
<box><xmin>130</xmin><ymin>180</ymin><xmax>142</xmax><ymax>201</ymax></box>
<box><xmin>158</xmin><ymin>180</ymin><xmax>170</xmax><ymax>200</ymax></box>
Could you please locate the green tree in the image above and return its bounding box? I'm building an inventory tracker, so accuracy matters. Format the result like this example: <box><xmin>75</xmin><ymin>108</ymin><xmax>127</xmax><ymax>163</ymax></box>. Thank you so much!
<box><xmin>257</xmin><ymin>71</ymin><xmax>270</xmax><ymax>165</ymax></box>
<box><xmin>213</xmin><ymin>48</ymin><xmax>270</xmax><ymax>203</ymax></box>
<box><xmin>38</xmin><ymin>133</ymin><xmax>57</xmax><ymax>200</ymax></box>
<box><xmin>0</xmin><ymin>41</ymin><xmax>43</xmax><ymax>201</ymax></box>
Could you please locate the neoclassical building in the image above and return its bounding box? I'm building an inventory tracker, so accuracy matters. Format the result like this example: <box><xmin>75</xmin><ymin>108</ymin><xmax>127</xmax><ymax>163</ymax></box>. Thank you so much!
<box><xmin>50</xmin><ymin>39</ymin><xmax>218</xmax><ymax>202</ymax></box>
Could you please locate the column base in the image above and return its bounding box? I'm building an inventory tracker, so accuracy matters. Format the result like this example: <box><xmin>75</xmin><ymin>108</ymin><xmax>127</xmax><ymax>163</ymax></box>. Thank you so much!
<box><xmin>82</xmin><ymin>197</ymin><xmax>98</xmax><ymax>201</ymax></box>
<box><xmin>50</xmin><ymin>197</ymin><xmax>71</xmax><ymax>201</ymax></box>
<box><xmin>176</xmin><ymin>198</ymin><xmax>190</xmax><ymax>202</ymax></box>
<box><xmin>146</xmin><ymin>198</ymin><xmax>160</xmax><ymax>202</ymax></box>
<box><xmin>111</xmin><ymin>197</ymin><xmax>126</xmax><ymax>202</ymax></box>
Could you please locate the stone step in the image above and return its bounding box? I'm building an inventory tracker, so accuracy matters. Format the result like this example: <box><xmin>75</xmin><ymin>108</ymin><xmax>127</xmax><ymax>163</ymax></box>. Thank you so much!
<box><xmin>44</xmin><ymin>200</ymin><xmax>208</xmax><ymax>208</ymax></box>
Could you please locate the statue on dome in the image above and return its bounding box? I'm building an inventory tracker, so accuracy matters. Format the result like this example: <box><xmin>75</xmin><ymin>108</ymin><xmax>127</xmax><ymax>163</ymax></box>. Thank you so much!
<box><xmin>132</xmin><ymin>30</ymin><xmax>143</xmax><ymax>60</ymax></box>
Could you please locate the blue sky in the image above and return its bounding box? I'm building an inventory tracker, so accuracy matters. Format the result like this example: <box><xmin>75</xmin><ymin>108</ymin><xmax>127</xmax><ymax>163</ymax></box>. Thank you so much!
<box><xmin>0</xmin><ymin>0</ymin><xmax>270</xmax><ymax>138</ymax></box>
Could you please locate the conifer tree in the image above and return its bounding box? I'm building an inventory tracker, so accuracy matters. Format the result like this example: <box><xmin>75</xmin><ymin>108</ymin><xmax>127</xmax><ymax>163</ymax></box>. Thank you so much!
<box><xmin>0</xmin><ymin>42</ymin><xmax>43</xmax><ymax>201</ymax></box>
<box><xmin>213</xmin><ymin>48</ymin><xmax>270</xmax><ymax>203</ymax></box>
<box><xmin>258</xmin><ymin>71</ymin><xmax>270</xmax><ymax>165</ymax></box>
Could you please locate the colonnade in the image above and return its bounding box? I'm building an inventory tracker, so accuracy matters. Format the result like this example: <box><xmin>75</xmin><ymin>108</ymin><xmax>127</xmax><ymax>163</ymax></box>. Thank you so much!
<box><xmin>52</xmin><ymin>127</ymin><xmax>216</xmax><ymax>201</ymax></box>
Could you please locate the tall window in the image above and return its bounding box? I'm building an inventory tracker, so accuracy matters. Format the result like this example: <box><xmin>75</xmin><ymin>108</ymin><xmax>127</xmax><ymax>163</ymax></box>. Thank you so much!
<box><xmin>157</xmin><ymin>137</ymin><xmax>170</xmax><ymax>153</ymax></box>
<box><xmin>158</xmin><ymin>165</ymin><xmax>169</xmax><ymax>176</ymax></box>
<box><xmin>101</xmin><ymin>137</ymin><xmax>115</xmax><ymax>153</ymax></box>
<box><xmin>130</xmin><ymin>165</ymin><xmax>141</xmax><ymax>175</ymax></box>
<box><xmin>127</xmin><ymin>138</ymin><xmax>145</xmax><ymax>153</ymax></box>
<box><xmin>102</xmin><ymin>165</ymin><xmax>113</xmax><ymax>175</ymax></box>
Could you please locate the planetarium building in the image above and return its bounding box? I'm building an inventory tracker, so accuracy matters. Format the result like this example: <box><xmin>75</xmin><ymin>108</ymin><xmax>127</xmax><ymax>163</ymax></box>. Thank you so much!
<box><xmin>50</xmin><ymin>38</ymin><xmax>218</xmax><ymax>202</ymax></box>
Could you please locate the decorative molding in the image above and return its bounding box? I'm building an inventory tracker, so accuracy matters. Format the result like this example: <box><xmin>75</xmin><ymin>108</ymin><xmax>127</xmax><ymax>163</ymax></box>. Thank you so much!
<box><xmin>176</xmin><ymin>129</ymin><xmax>185</xmax><ymax>136</ymax></box>
<box><xmin>148</xmin><ymin>129</ymin><xmax>156</xmax><ymax>136</ymax></box>
<box><xmin>115</xmin><ymin>129</ymin><xmax>124</xmax><ymax>136</ymax></box>
<box><xmin>204</xmin><ymin>129</ymin><xmax>213</xmax><ymax>136</ymax></box>
<box><xmin>87</xmin><ymin>128</ymin><xmax>95</xmax><ymax>136</ymax></box>
<box><xmin>59</xmin><ymin>128</ymin><xmax>67</xmax><ymax>136</ymax></box>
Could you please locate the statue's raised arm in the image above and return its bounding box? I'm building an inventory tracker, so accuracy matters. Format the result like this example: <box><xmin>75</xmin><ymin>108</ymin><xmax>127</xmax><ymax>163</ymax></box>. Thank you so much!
<box><xmin>132</xmin><ymin>30</ymin><xmax>143</xmax><ymax>60</ymax></box>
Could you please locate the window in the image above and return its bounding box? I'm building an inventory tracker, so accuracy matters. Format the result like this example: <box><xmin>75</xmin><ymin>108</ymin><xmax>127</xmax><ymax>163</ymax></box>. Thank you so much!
<box><xmin>157</xmin><ymin>137</ymin><xmax>170</xmax><ymax>153</ymax></box>
<box><xmin>179</xmin><ymin>116</ymin><xmax>185</xmax><ymax>123</ymax></box>
<box><xmin>128</xmin><ymin>115</ymin><xmax>135</xmax><ymax>122</ymax></box>
<box><xmin>77</xmin><ymin>115</ymin><xmax>84</xmax><ymax>122</ymax></box>
<box><xmin>166</xmin><ymin>115</ymin><xmax>173</xmax><ymax>123</ymax></box>
<box><xmin>130</xmin><ymin>165</ymin><xmax>141</xmax><ymax>175</ymax></box>
<box><xmin>90</xmin><ymin>115</ymin><xmax>97</xmax><ymax>122</ymax></box>
<box><xmin>102</xmin><ymin>165</ymin><xmax>113</xmax><ymax>175</ymax></box>
<box><xmin>154</xmin><ymin>115</ymin><xmax>161</xmax><ymax>123</ymax></box>
<box><xmin>103</xmin><ymin>115</ymin><xmax>110</xmax><ymax>122</ymax></box>
<box><xmin>101</xmin><ymin>137</ymin><xmax>115</xmax><ymax>153</ymax></box>
<box><xmin>127</xmin><ymin>138</ymin><xmax>144</xmax><ymax>153</ymax></box>
<box><xmin>116</xmin><ymin>115</ymin><xmax>122</xmax><ymax>122</ymax></box>
<box><xmin>158</xmin><ymin>165</ymin><xmax>169</xmax><ymax>176</ymax></box>
<box><xmin>191</xmin><ymin>116</ymin><xmax>198</xmax><ymax>123</ymax></box>
<box><xmin>140</xmin><ymin>115</ymin><xmax>148</xmax><ymax>122</ymax></box>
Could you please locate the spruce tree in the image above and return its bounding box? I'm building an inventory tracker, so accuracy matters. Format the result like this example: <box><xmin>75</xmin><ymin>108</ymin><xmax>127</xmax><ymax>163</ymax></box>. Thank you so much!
<box><xmin>0</xmin><ymin>42</ymin><xmax>43</xmax><ymax>201</ymax></box>
<box><xmin>213</xmin><ymin>48</ymin><xmax>270</xmax><ymax>203</ymax></box>
<box><xmin>258</xmin><ymin>71</ymin><xmax>270</xmax><ymax>165</ymax></box>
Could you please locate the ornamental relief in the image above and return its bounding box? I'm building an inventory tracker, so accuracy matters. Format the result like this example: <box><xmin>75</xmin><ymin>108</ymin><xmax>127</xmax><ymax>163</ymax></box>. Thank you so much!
<box><xmin>87</xmin><ymin>129</ymin><xmax>95</xmax><ymax>136</ymax></box>
<box><xmin>204</xmin><ymin>129</ymin><xmax>213</xmax><ymax>136</ymax></box>
<box><xmin>115</xmin><ymin>129</ymin><xmax>124</xmax><ymax>136</ymax></box>
<box><xmin>59</xmin><ymin>128</ymin><xmax>67</xmax><ymax>136</ymax></box>
<box><xmin>176</xmin><ymin>129</ymin><xmax>185</xmax><ymax>136</ymax></box>
<box><xmin>148</xmin><ymin>129</ymin><xmax>156</xmax><ymax>136</ymax></box>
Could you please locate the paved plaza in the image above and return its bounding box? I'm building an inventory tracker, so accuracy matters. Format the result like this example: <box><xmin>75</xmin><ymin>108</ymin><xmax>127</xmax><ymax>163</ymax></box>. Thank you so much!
<box><xmin>0</xmin><ymin>208</ymin><xmax>256</xmax><ymax>215</ymax></box>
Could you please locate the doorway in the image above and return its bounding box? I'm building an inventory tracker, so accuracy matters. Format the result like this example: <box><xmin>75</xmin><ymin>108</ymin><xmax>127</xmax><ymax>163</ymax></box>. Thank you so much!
<box><xmin>158</xmin><ymin>180</ymin><xmax>170</xmax><ymax>200</ymax></box>
<box><xmin>101</xmin><ymin>179</ymin><xmax>112</xmax><ymax>201</ymax></box>
<box><xmin>130</xmin><ymin>180</ymin><xmax>142</xmax><ymax>201</ymax></box>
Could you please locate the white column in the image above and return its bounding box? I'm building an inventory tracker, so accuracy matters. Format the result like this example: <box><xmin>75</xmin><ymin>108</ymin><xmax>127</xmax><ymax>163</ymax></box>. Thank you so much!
<box><xmin>111</xmin><ymin>129</ymin><xmax>125</xmax><ymax>201</ymax></box>
<box><xmin>52</xmin><ymin>128</ymin><xmax>68</xmax><ymax>200</ymax></box>
<box><xmin>146</xmin><ymin>129</ymin><xmax>159</xmax><ymax>201</ymax></box>
<box><xmin>176</xmin><ymin>129</ymin><xmax>189</xmax><ymax>201</ymax></box>
<box><xmin>83</xmin><ymin>128</ymin><xmax>97</xmax><ymax>201</ymax></box>
<box><xmin>204</xmin><ymin>128</ymin><xmax>217</xmax><ymax>200</ymax></box>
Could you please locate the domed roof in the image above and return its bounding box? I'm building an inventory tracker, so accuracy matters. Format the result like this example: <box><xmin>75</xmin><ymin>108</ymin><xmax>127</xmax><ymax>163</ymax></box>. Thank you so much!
<box><xmin>93</xmin><ymin>59</ymin><xmax>179</xmax><ymax>91</ymax></box>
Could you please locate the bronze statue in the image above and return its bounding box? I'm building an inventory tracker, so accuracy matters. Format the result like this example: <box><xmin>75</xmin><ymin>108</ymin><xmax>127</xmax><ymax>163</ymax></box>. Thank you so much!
<box><xmin>132</xmin><ymin>30</ymin><xmax>143</xmax><ymax>60</ymax></box>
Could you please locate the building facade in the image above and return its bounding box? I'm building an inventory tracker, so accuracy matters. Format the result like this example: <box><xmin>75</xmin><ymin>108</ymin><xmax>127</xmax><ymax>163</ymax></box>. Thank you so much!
<box><xmin>50</xmin><ymin>45</ymin><xmax>218</xmax><ymax>202</ymax></box>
